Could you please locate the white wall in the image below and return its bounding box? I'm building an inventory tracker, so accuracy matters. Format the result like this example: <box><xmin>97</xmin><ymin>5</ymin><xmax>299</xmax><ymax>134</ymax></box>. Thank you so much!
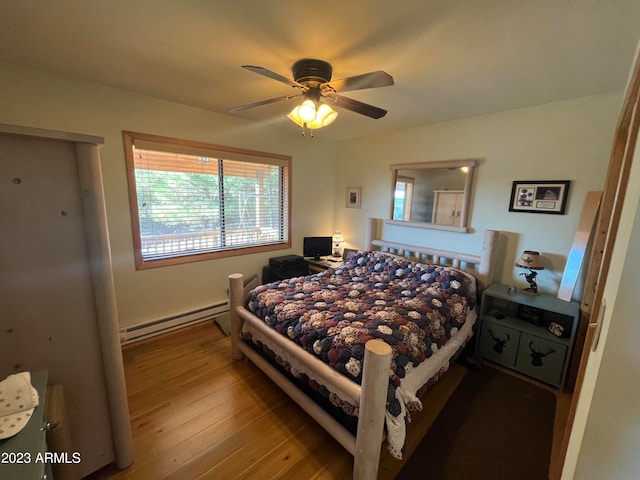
<box><xmin>333</xmin><ymin>93</ymin><xmax>622</xmax><ymax>295</ymax></box>
<box><xmin>0</xmin><ymin>60</ymin><xmax>625</xmax><ymax>329</ymax></box>
<box><xmin>0</xmin><ymin>61</ymin><xmax>338</xmax><ymax>328</ymax></box>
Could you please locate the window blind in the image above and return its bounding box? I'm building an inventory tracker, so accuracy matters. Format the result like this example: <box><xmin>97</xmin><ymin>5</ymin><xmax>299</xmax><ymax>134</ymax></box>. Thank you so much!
<box><xmin>124</xmin><ymin>132</ymin><xmax>290</xmax><ymax>267</ymax></box>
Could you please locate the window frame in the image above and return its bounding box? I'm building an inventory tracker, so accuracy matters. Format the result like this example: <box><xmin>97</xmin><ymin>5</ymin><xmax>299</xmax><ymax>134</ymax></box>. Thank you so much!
<box><xmin>393</xmin><ymin>175</ymin><xmax>415</xmax><ymax>221</ymax></box>
<box><xmin>123</xmin><ymin>131</ymin><xmax>292</xmax><ymax>269</ymax></box>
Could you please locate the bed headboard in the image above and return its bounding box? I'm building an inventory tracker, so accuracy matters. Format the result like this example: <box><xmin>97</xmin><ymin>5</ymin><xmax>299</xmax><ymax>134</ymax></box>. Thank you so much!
<box><xmin>364</xmin><ymin>218</ymin><xmax>499</xmax><ymax>290</ymax></box>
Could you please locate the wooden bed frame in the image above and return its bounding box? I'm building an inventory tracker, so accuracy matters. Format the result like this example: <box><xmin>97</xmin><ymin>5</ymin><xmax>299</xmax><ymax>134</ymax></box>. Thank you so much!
<box><xmin>228</xmin><ymin>218</ymin><xmax>498</xmax><ymax>479</ymax></box>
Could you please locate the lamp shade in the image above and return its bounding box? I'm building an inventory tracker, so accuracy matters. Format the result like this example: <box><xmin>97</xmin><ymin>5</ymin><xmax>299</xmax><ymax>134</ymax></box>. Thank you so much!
<box><xmin>297</xmin><ymin>99</ymin><xmax>317</xmax><ymax>122</ymax></box>
<box><xmin>515</xmin><ymin>250</ymin><xmax>544</xmax><ymax>270</ymax></box>
<box><xmin>332</xmin><ymin>231</ymin><xmax>344</xmax><ymax>257</ymax></box>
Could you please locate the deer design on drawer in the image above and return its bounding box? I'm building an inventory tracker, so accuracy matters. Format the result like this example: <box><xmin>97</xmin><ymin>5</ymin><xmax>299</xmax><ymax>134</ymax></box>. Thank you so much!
<box><xmin>529</xmin><ymin>341</ymin><xmax>556</xmax><ymax>366</ymax></box>
<box><xmin>488</xmin><ymin>328</ymin><xmax>510</xmax><ymax>354</ymax></box>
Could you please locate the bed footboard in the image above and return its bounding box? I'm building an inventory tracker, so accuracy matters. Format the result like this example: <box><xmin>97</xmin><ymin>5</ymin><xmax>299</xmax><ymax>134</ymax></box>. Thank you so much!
<box><xmin>228</xmin><ymin>273</ymin><xmax>392</xmax><ymax>480</ymax></box>
<box><xmin>355</xmin><ymin>339</ymin><xmax>393</xmax><ymax>479</ymax></box>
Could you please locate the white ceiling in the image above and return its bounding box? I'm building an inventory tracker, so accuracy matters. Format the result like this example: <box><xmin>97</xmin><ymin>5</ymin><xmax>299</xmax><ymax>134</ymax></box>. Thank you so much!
<box><xmin>1</xmin><ymin>0</ymin><xmax>639</xmax><ymax>140</ymax></box>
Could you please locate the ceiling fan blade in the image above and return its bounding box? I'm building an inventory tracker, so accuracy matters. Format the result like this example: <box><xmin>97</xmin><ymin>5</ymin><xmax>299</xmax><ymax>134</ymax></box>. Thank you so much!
<box><xmin>229</xmin><ymin>93</ymin><xmax>303</xmax><ymax>113</ymax></box>
<box><xmin>327</xmin><ymin>93</ymin><xmax>388</xmax><ymax>119</ymax></box>
<box><xmin>242</xmin><ymin>65</ymin><xmax>305</xmax><ymax>89</ymax></box>
<box><xmin>324</xmin><ymin>71</ymin><xmax>394</xmax><ymax>93</ymax></box>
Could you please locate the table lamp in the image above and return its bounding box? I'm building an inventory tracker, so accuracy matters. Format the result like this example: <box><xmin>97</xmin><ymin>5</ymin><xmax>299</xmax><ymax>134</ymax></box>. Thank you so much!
<box><xmin>515</xmin><ymin>250</ymin><xmax>544</xmax><ymax>295</ymax></box>
<box><xmin>332</xmin><ymin>231</ymin><xmax>344</xmax><ymax>257</ymax></box>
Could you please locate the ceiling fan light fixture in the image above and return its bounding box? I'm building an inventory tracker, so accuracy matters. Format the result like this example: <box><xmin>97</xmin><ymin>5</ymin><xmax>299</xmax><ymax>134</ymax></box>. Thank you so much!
<box><xmin>232</xmin><ymin>59</ymin><xmax>394</xmax><ymax>133</ymax></box>
<box><xmin>287</xmin><ymin>102</ymin><xmax>338</xmax><ymax>129</ymax></box>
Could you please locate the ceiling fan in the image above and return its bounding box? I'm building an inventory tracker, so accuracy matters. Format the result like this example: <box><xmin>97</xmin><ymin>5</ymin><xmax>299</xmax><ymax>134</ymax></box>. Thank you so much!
<box><xmin>229</xmin><ymin>58</ymin><xmax>394</xmax><ymax>130</ymax></box>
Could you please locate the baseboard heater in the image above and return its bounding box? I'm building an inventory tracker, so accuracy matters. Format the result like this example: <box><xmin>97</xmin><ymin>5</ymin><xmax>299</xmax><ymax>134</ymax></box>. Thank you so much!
<box><xmin>119</xmin><ymin>301</ymin><xmax>229</xmax><ymax>345</ymax></box>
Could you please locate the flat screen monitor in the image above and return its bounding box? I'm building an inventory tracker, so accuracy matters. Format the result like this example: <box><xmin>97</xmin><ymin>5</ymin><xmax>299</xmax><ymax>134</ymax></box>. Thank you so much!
<box><xmin>303</xmin><ymin>236</ymin><xmax>332</xmax><ymax>260</ymax></box>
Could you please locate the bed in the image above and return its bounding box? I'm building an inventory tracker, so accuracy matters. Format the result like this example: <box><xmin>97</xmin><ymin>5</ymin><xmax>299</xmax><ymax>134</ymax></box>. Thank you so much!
<box><xmin>228</xmin><ymin>218</ymin><xmax>498</xmax><ymax>479</ymax></box>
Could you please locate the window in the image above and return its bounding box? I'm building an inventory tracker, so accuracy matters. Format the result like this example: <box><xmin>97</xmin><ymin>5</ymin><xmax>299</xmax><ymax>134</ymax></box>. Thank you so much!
<box><xmin>393</xmin><ymin>175</ymin><xmax>415</xmax><ymax>221</ymax></box>
<box><xmin>123</xmin><ymin>132</ymin><xmax>291</xmax><ymax>269</ymax></box>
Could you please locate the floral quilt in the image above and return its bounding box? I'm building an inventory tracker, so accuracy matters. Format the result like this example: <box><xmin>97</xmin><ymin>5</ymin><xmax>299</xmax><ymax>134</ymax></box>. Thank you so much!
<box><xmin>244</xmin><ymin>250</ymin><xmax>477</xmax><ymax>457</ymax></box>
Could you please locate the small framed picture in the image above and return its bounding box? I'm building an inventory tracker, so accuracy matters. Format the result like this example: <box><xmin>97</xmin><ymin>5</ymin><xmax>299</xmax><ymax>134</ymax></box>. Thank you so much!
<box><xmin>342</xmin><ymin>248</ymin><xmax>358</xmax><ymax>260</ymax></box>
<box><xmin>509</xmin><ymin>180</ymin><xmax>570</xmax><ymax>214</ymax></box>
<box><xmin>548</xmin><ymin>322</ymin><xmax>566</xmax><ymax>338</ymax></box>
<box><xmin>517</xmin><ymin>304</ymin><xmax>544</xmax><ymax>325</ymax></box>
<box><xmin>346</xmin><ymin>187</ymin><xmax>362</xmax><ymax>209</ymax></box>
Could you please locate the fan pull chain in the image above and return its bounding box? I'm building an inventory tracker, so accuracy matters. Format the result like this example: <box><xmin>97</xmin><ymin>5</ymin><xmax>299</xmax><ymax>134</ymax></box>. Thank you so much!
<box><xmin>299</xmin><ymin>124</ymin><xmax>314</xmax><ymax>138</ymax></box>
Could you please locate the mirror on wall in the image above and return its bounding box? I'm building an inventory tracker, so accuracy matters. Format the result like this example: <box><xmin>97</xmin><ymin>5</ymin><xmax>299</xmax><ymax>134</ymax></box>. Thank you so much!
<box><xmin>388</xmin><ymin>159</ymin><xmax>477</xmax><ymax>233</ymax></box>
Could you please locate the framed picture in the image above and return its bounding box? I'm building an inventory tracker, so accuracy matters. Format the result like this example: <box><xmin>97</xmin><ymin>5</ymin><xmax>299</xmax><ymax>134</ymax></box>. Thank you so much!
<box><xmin>509</xmin><ymin>180</ymin><xmax>570</xmax><ymax>214</ymax></box>
<box><xmin>346</xmin><ymin>186</ymin><xmax>362</xmax><ymax>209</ymax></box>
<box><xmin>342</xmin><ymin>248</ymin><xmax>358</xmax><ymax>260</ymax></box>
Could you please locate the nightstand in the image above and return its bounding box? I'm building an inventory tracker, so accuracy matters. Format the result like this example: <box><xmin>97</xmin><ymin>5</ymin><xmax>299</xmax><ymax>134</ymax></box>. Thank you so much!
<box><xmin>475</xmin><ymin>283</ymin><xmax>579</xmax><ymax>389</ymax></box>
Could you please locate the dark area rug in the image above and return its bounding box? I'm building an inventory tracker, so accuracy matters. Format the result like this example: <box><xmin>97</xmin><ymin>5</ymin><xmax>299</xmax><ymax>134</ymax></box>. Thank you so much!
<box><xmin>397</xmin><ymin>366</ymin><xmax>556</xmax><ymax>480</ymax></box>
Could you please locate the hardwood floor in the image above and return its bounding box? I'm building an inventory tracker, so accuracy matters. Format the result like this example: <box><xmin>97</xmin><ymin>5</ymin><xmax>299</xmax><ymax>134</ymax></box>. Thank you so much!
<box><xmin>88</xmin><ymin>321</ymin><xmax>569</xmax><ymax>479</ymax></box>
<box><xmin>90</xmin><ymin>321</ymin><xmax>357</xmax><ymax>479</ymax></box>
